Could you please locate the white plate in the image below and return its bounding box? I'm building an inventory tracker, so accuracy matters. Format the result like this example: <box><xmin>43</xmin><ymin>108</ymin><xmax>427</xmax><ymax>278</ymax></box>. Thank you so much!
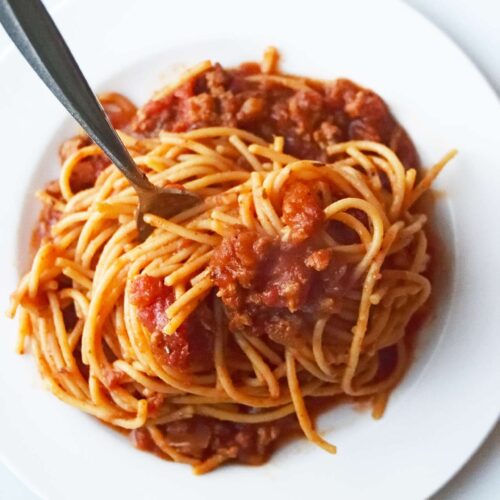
<box><xmin>1</xmin><ymin>1</ymin><xmax>499</xmax><ymax>499</ymax></box>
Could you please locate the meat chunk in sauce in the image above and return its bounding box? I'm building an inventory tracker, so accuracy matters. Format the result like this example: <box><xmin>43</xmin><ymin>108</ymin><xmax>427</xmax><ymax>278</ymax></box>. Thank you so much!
<box><xmin>129</xmin><ymin>275</ymin><xmax>214</xmax><ymax>372</ymax></box>
<box><xmin>34</xmin><ymin>55</ymin><xmax>422</xmax><ymax>473</ymax></box>
<box><xmin>210</xmin><ymin>175</ymin><xmax>353</xmax><ymax>348</ymax></box>
<box><xmin>211</xmin><ymin>232</ymin><xmax>350</xmax><ymax>348</ymax></box>
<box><xmin>282</xmin><ymin>181</ymin><xmax>324</xmax><ymax>243</ymax></box>
<box><xmin>133</xmin><ymin>63</ymin><xmax>418</xmax><ymax>167</ymax></box>
<box><xmin>132</xmin><ymin>415</ymin><xmax>294</xmax><ymax>466</ymax></box>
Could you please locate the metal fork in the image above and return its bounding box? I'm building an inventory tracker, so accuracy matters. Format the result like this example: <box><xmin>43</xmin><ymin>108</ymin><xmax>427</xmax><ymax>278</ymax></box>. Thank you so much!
<box><xmin>0</xmin><ymin>0</ymin><xmax>200</xmax><ymax>241</ymax></box>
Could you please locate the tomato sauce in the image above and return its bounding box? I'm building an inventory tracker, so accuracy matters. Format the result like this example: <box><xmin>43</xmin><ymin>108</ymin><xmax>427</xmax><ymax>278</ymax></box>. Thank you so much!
<box><xmin>132</xmin><ymin>63</ymin><xmax>419</xmax><ymax>167</ymax></box>
<box><xmin>37</xmin><ymin>58</ymin><xmax>427</xmax><ymax>467</ymax></box>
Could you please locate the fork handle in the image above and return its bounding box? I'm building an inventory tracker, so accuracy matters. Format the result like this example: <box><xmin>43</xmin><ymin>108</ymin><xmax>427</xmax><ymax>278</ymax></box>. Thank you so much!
<box><xmin>0</xmin><ymin>0</ymin><xmax>152</xmax><ymax>191</ymax></box>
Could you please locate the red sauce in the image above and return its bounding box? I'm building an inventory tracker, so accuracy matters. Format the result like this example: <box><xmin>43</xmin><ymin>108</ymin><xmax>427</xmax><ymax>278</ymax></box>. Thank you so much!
<box><xmin>129</xmin><ymin>275</ymin><xmax>213</xmax><ymax>372</ymax></box>
<box><xmin>132</xmin><ymin>415</ymin><xmax>298</xmax><ymax>465</ymax></box>
<box><xmin>36</xmin><ymin>58</ymin><xmax>429</xmax><ymax>469</ymax></box>
<box><xmin>210</xmin><ymin>180</ymin><xmax>352</xmax><ymax>350</ymax></box>
<box><xmin>56</xmin><ymin>93</ymin><xmax>137</xmax><ymax>194</ymax></box>
<box><xmin>132</xmin><ymin>64</ymin><xmax>419</xmax><ymax>167</ymax></box>
<box><xmin>282</xmin><ymin>181</ymin><xmax>324</xmax><ymax>243</ymax></box>
<box><xmin>59</xmin><ymin>134</ymin><xmax>110</xmax><ymax>193</ymax></box>
<box><xmin>99</xmin><ymin>92</ymin><xmax>137</xmax><ymax>130</ymax></box>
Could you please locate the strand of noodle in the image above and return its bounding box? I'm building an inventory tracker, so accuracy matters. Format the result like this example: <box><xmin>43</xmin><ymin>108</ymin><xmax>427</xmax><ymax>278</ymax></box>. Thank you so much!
<box><xmin>285</xmin><ymin>351</ymin><xmax>337</xmax><ymax>453</ymax></box>
<box><xmin>112</xmin><ymin>360</ymin><xmax>181</xmax><ymax>394</ymax></box>
<box><xmin>229</xmin><ymin>134</ymin><xmax>264</xmax><ymax>171</ymax></box>
<box><xmin>164</xmin><ymin>251</ymin><xmax>213</xmax><ymax>286</ymax></box>
<box><xmin>328</xmin><ymin>141</ymin><xmax>406</xmax><ymax>219</ymax></box>
<box><xmin>55</xmin><ymin>258</ymin><xmax>94</xmax><ymax>279</ymax></box>
<box><xmin>144</xmin><ymin>214</ymin><xmax>220</xmax><ymax>246</ymax></box>
<box><xmin>406</xmin><ymin>149</ymin><xmax>457</xmax><ymax>209</ymax></box>
<box><xmin>330</xmin><ymin>212</ymin><xmax>372</xmax><ymax>248</ymax></box>
<box><xmin>55</xmin><ymin>226</ymin><xmax>83</xmax><ymax>250</ymax></box>
<box><xmin>47</xmin><ymin>293</ymin><xmax>79</xmax><ymax>370</ymax></box>
<box><xmin>62</xmin><ymin>267</ymin><xmax>93</xmax><ymax>290</ymax></box>
<box><xmin>410</xmin><ymin>231</ymin><xmax>428</xmax><ymax>273</ymax></box>
<box><xmin>196</xmin><ymin>403</ymin><xmax>296</xmax><ymax>423</ymax></box>
<box><xmin>164</xmin><ymin>287</ymin><xmax>211</xmax><ymax>335</ymax></box>
<box><xmin>158</xmin><ymin>135</ymin><xmax>235</xmax><ymax>168</ymax></box>
<box><xmin>165</xmin><ymin>276</ymin><xmax>213</xmax><ymax>320</ymax></box>
<box><xmin>245</xmin><ymin>74</ymin><xmax>311</xmax><ymax>91</ymax></box>
<box><xmin>177</xmin><ymin>126</ymin><xmax>267</xmax><ymax>145</ymax></box>
<box><xmin>248</xmin><ymin>144</ymin><xmax>297</xmax><ymax>164</ymax></box>
<box><xmin>243</xmin><ymin>334</ymin><xmax>282</xmax><ymax>365</ymax></box>
<box><xmin>324</xmin><ymin>198</ymin><xmax>384</xmax><ymax>280</ymax></box>
<box><xmin>234</xmin><ymin>332</ymin><xmax>280</xmax><ymax>398</ymax></box>
<box><xmin>238</xmin><ymin>192</ymin><xmax>256</xmax><ymax>229</ymax></box>
<box><xmin>346</xmin><ymin>146</ymin><xmax>383</xmax><ymax>192</ymax></box>
<box><xmin>59</xmin><ymin>145</ymin><xmax>102</xmax><ymax>200</ymax></box>
<box><xmin>28</xmin><ymin>243</ymin><xmax>55</xmax><ymax>298</ymax></box>
<box><xmin>251</xmin><ymin>172</ymin><xmax>282</xmax><ymax>235</ymax></box>
<box><xmin>67</xmin><ymin>320</ymin><xmax>84</xmax><ymax>352</ymax></box>
<box><xmin>151</xmin><ymin>60</ymin><xmax>212</xmax><ymax>101</ymax></box>
<box><xmin>210</xmin><ymin>210</ymin><xmax>241</xmax><ymax>227</ymax></box>
<box><xmin>342</xmin><ymin>222</ymin><xmax>403</xmax><ymax>394</ymax></box>
<box><xmin>337</xmin><ymin>165</ymin><xmax>390</xmax><ymax>227</ymax></box>
<box><xmin>261</xmin><ymin>46</ymin><xmax>279</xmax><ymax>74</ymax></box>
<box><xmin>312</xmin><ymin>317</ymin><xmax>334</xmax><ymax>376</ymax></box>
<box><xmin>405</xmin><ymin>168</ymin><xmax>417</xmax><ymax>204</ymax></box>
<box><xmin>292</xmin><ymin>350</ymin><xmax>339</xmax><ymax>383</ymax></box>
<box><xmin>183</xmin><ymin>171</ymin><xmax>249</xmax><ymax>191</ymax></box>
<box><xmin>16</xmin><ymin>309</ymin><xmax>31</xmax><ymax>354</ymax></box>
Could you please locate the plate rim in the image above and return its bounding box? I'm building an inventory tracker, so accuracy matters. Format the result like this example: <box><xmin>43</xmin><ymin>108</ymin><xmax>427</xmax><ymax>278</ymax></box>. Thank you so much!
<box><xmin>0</xmin><ymin>1</ymin><xmax>499</xmax><ymax>499</ymax></box>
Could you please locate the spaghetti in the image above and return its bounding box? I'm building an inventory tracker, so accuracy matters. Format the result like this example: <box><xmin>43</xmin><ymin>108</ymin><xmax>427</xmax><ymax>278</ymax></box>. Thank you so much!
<box><xmin>9</xmin><ymin>50</ymin><xmax>455</xmax><ymax>473</ymax></box>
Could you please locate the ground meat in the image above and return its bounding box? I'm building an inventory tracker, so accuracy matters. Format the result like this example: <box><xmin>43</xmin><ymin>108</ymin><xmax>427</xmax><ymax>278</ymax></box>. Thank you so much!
<box><xmin>210</xmin><ymin>230</ymin><xmax>274</xmax><ymax>309</ymax></box>
<box><xmin>132</xmin><ymin>63</ymin><xmax>419</xmax><ymax>167</ymax></box>
<box><xmin>282</xmin><ymin>181</ymin><xmax>324</xmax><ymax>243</ymax></box>
<box><xmin>326</xmin><ymin>79</ymin><xmax>418</xmax><ymax>167</ymax></box>
<box><xmin>177</xmin><ymin>93</ymin><xmax>218</xmax><ymax>130</ymax></box>
<box><xmin>211</xmin><ymin>230</ymin><xmax>315</xmax><ymax>312</ymax></box>
<box><xmin>146</xmin><ymin>416</ymin><xmax>292</xmax><ymax>465</ymax></box>
<box><xmin>237</xmin><ymin>96</ymin><xmax>265</xmax><ymax>123</ymax></box>
<box><xmin>129</xmin><ymin>275</ymin><xmax>214</xmax><ymax>372</ymax></box>
<box><xmin>288</xmin><ymin>89</ymin><xmax>324</xmax><ymax>134</ymax></box>
<box><xmin>253</xmin><ymin>243</ymin><xmax>314</xmax><ymax>311</ymax></box>
<box><xmin>252</xmin><ymin>310</ymin><xmax>307</xmax><ymax>348</ymax></box>
<box><xmin>304</xmin><ymin>248</ymin><xmax>333</xmax><ymax>271</ymax></box>
<box><xmin>210</xmin><ymin>223</ymin><xmax>351</xmax><ymax>348</ymax></box>
<box><xmin>131</xmin><ymin>427</ymin><xmax>156</xmax><ymax>452</ymax></box>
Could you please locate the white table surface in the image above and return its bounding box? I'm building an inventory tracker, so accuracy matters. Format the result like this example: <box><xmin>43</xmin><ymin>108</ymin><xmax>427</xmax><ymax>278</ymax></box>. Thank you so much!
<box><xmin>0</xmin><ymin>1</ymin><xmax>498</xmax><ymax>498</ymax></box>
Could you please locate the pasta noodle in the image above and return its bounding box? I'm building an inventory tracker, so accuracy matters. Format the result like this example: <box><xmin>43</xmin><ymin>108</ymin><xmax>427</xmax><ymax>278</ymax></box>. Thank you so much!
<box><xmin>8</xmin><ymin>50</ymin><xmax>455</xmax><ymax>473</ymax></box>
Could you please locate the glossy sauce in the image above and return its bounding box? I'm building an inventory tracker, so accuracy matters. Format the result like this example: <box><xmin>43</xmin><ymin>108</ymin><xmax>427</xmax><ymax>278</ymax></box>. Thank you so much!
<box><xmin>35</xmin><ymin>59</ymin><xmax>426</xmax><ymax>467</ymax></box>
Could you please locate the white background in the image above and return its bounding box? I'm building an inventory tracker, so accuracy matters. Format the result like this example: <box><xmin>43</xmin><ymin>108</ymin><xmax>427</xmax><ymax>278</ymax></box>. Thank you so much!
<box><xmin>0</xmin><ymin>0</ymin><xmax>498</xmax><ymax>498</ymax></box>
